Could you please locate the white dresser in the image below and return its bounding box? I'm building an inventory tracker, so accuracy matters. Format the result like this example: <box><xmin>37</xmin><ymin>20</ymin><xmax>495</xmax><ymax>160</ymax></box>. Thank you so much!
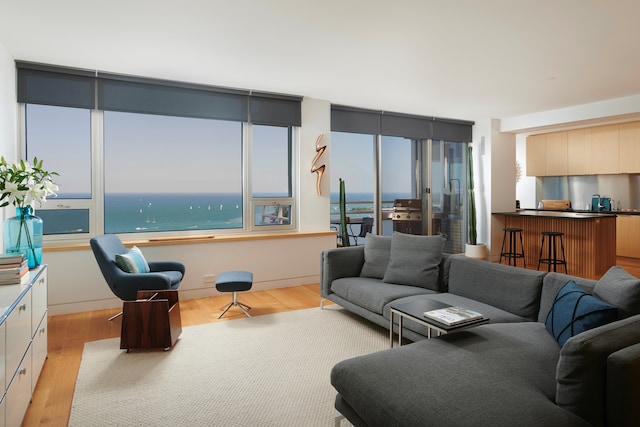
<box><xmin>0</xmin><ymin>265</ymin><xmax>47</xmax><ymax>427</ymax></box>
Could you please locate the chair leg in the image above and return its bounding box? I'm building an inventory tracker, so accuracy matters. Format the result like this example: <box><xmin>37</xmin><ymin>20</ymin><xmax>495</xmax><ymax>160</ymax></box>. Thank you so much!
<box><xmin>217</xmin><ymin>302</ymin><xmax>235</xmax><ymax>319</ymax></box>
<box><xmin>519</xmin><ymin>231</ymin><xmax>526</xmax><ymax>268</ymax></box>
<box><xmin>218</xmin><ymin>291</ymin><xmax>252</xmax><ymax>319</ymax></box>
<box><xmin>108</xmin><ymin>311</ymin><xmax>123</xmax><ymax>321</ymax></box>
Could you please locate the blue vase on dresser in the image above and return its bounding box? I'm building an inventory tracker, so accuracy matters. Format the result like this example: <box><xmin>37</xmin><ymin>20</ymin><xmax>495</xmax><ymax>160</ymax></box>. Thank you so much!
<box><xmin>4</xmin><ymin>206</ymin><xmax>43</xmax><ymax>269</ymax></box>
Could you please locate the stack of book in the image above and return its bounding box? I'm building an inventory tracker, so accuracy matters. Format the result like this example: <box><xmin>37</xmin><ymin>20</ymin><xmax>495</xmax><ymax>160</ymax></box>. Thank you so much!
<box><xmin>423</xmin><ymin>306</ymin><xmax>483</xmax><ymax>326</ymax></box>
<box><xmin>0</xmin><ymin>253</ymin><xmax>30</xmax><ymax>285</ymax></box>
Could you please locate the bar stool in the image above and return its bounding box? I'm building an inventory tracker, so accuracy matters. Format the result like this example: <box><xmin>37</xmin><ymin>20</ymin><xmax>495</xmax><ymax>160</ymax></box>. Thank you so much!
<box><xmin>537</xmin><ymin>231</ymin><xmax>567</xmax><ymax>273</ymax></box>
<box><xmin>499</xmin><ymin>227</ymin><xmax>526</xmax><ymax>267</ymax></box>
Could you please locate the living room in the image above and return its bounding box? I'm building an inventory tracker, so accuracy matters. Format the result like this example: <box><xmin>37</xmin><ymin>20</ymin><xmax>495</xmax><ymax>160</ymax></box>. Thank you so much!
<box><xmin>1</xmin><ymin>1</ymin><xmax>640</xmax><ymax>426</ymax></box>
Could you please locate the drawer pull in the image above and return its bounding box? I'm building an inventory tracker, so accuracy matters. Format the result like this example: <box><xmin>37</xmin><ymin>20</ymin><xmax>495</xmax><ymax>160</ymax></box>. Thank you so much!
<box><xmin>39</xmin><ymin>327</ymin><xmax>46</xmax><ymax>334</ymax></box>
<box><xmin>19</xmin><ymin>368</ymin><xmax>27</xmax><ymax>375</ymax></box>
<box><xmin>19</xmin><ymin>303</ymin><xmax>27</xmax><ymax>312</ymax></box>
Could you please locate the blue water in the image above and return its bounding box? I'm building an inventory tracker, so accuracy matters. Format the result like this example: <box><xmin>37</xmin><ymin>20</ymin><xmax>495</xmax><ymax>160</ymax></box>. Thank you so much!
<box><xmin>44</xmin><ymin>192</ymin><xmax>414</xmax><ymax>234</ymax></box>
<box><xmin>105</xmin><ymin>193</ymin><xmax>243</xmax><ymax>233</ymax></box>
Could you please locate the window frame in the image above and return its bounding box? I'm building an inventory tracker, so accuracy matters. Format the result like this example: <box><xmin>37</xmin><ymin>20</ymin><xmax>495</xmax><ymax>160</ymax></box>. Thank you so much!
<box><xmin>21</xmin><ymin>104</ymin><xmax>298</xmax><ymax>243</ymax></box>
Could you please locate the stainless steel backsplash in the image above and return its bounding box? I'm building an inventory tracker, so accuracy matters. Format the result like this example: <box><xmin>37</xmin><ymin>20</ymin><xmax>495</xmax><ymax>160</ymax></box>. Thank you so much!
<box><xmin>537</xmin><ymin>174</ymin><xmax>640</xmax><ymax>210</ymax></box>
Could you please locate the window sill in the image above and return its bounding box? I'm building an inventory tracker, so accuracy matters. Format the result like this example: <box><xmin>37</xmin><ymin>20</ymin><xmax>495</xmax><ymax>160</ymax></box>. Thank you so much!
<box><xmin>44</xmin><ymin>230</ymin><xmax>337</xmax><ymax>252</ymax></box>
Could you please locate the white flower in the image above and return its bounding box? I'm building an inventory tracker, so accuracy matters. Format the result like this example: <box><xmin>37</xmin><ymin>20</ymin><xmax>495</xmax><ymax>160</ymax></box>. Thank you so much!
<box><xmin>0</xmin><ymin>157</ymin><xmax>59</xmax><ymax>209</ymax></box>
<box><xmin>41</xmin><ymin>179</ymin><xmax>59</xmax><ymax>197</ymax></box>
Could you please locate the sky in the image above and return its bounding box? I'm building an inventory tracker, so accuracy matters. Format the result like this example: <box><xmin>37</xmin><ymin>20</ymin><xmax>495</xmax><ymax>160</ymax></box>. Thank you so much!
<box><xmin>26</xmin><ymin>105</ymin><xmax>290</xmax><ymax>197</ymax></box>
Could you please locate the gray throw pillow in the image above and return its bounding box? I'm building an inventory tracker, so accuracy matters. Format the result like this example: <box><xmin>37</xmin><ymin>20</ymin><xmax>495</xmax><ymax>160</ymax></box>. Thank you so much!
<box><xmin>359</xmin><ymin>234</ymin><xmax>392</xmax><ymax>279</ymax></box>
<box><xmin>382</xmin><ymin>232</ymin><xmax>446</xmax><ymax>290</ymax></box>
<box><xmin>593</xmin><ymin>266</ymin><xmax>640</xmax><ymax>319</ymax></box>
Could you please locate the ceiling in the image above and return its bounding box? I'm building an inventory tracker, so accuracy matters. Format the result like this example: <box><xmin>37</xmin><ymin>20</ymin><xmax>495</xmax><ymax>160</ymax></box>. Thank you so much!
<box><xmin>1</xmin><ymin>0</ymin><xmax>639</xmax><ymax>123</ymax></box>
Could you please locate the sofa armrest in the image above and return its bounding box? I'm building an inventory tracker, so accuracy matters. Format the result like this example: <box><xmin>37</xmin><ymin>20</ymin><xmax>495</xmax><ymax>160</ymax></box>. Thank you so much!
<box><xmin>606</xmin><ymin>342</ymin><xmax>640</xmax><ymax>427</ymax></box>
<box><xmin>320</xmin><ymin>246</ymin><xmax>365</xmax><ymax>298</ymax></box>
<box><xmin>556</xmin><ymin>314</ymin><xmax>640</xmax><ymax>426</ymax></box>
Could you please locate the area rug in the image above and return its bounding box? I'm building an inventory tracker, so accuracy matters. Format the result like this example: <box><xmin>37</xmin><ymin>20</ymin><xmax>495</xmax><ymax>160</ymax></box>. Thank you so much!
<box><xmin>69</xmin><ymin>306</ymin><xmax>388</xmax><ymax>426</ymax></box>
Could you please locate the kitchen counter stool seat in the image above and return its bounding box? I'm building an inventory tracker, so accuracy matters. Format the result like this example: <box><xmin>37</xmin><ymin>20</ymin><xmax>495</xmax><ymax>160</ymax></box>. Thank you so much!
<box><xmin>216</xmin><ymin>270</ymin><xmax>253</xmax><ymax>319</ymax></box>
<box><xmin>499</xmin><ymin>227</ymin><xmax>526</xmax><ymax>267</ymax></box>
<box><xmin>537</xmin><ymin>231</ymin><xmax>567</xmax><ymax>273</ymax></box>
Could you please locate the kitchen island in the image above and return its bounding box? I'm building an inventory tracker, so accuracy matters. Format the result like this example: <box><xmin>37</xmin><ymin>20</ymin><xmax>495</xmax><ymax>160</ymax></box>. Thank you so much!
<box><xmin>494</xmin><ymin>210</ymin><xmax>616</xmax><ymax>279</ymax></box>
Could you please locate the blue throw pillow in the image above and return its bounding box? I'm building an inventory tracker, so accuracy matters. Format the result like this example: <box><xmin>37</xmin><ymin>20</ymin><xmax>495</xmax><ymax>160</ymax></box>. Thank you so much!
<box><xmin>115</xmin><ymin>246</ymin><xmax>150</xmax><ymax>274</ymax></box>
<box><xmin>545</xmin><ymin>280</ymin><xmax>617</xmax><ymax>347</ymax></box>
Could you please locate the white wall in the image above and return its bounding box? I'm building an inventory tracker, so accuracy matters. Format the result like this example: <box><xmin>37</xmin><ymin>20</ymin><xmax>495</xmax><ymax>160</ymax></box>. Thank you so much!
<box><xmin>0</xmin><ymin>44</ymin><xmax>16</xmax><ymax>250</ymax></box>
<box><xmin>298</xmin><ymin>98</ymin><xmax>331</xmax><ymax>232</ymax></box>
<box><xmin>471</xmin><ymin>119</ymin><xmax>516</xmax><ymax>261</ymax></box>
<box><xmin>515</xmin><ymin>134</ymin><xmax>536</xmax><ymax>209</ymax></box>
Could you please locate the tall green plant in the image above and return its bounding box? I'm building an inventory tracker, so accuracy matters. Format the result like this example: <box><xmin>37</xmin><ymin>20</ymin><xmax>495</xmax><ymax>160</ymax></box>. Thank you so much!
<box><xmin>339</xmin><ymin>178</ymin><xmax>350</xmax><ymax>247</ymax></box>
<box><xmin>467</xmin><ymin>145</ymin><xmax>477</xmax><ymax>245</ymax></box>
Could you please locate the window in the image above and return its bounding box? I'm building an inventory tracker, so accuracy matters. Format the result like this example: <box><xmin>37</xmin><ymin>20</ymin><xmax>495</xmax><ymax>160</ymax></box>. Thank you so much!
<box><xmin>103</xmin><ymin>112</ymin><xmax>243</xmax><ymax>233</ymax></box>
<box><xmin>18</xmin><ymin>62</ymin><xmax>301</xmax><ymax>240</ymax></box>
<box><xmin>249</xmin><ymin>125</ymin><xmax>294</xmax><ymax>229</ymax></box>
<box><xmin>25</xmin><ymin>104</ymin><xmax>93</xmax><ymax>236</ymax></box>
<box><xmin>251</xmin><ymin>125</ymin><xmax>291</xmax><ymax>198</ymax></box>
<box><xmin>330</xmin><ymin>105</ymin><xmax>473</xmax><ymax>251</ymax></box>
<box><xmin>329</xmin><ymin>132</ymin><xmax>375</xmax><ymax>241</ymax></box>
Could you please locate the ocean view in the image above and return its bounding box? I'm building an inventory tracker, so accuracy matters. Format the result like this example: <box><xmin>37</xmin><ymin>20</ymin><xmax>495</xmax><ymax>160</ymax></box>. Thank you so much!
<box><xmin>105</xmin><ymin>193</ymin><xmax>243</xmax><ymax>233</ymax></box>
<box><xmin>41</xmin><ymin>192</ymin><xmax>415</xmax><ymax>235</ymax></box>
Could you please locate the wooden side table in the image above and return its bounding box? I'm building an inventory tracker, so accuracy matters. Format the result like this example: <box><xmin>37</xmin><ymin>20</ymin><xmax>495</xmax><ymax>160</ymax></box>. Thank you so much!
<box><xmin>120</xmin><ymin>289</ymin><xmax>182</xmax><ymax>352</ymax></box>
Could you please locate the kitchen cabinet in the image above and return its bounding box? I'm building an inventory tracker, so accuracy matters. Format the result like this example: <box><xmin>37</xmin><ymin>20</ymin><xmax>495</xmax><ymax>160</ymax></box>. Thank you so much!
<box><xmin>567</xmin><ymin>128</ymin><xmax>592</xmax><ymax>175</ymax></box>
<box><xmin>619</xmin><ymin>121</ymin><xmax>640</xmax><ymax>173</ymax></box>
<box><xmin>525</xmin><ymin>131</ymin><xmax>568</xmax><ymax>176</ymax></box>
<box><xmin>526</xmin><ymin>134</ymin><xmax>546</xmax><ymax>176</ymax></box>
<box><xmin>545</xmin><ymin>131</ymin><xmax>567</xmax><ymax>175</ymax></box>
<box><xmin>617</xmin><ymin>215</ymin><xmax>640</xmax><ymax>258</ymax></box>
<box><xmin>590</xmin><ymin>124</ymin><xmax>619</xmax><ymax>174</ymax></box>
<box><xmin>0</xmin><ymin>266</ymin><xmax>47</xmax><ymax>427</ymax></box>
<box><xmin>527</xmin><ymin>120</ymin><xmax>640</xmax><ymax>176</ymax></box>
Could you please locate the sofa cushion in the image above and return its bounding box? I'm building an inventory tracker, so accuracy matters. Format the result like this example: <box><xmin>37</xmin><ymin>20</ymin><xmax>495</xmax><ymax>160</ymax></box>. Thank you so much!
<box><xmin>359</xmin><ymin>234</ymin><xmax>391</xmax><ymax>279</ymax></box>
<box><xmin>556</xmin><ymin>314</ymin><xmax>640</xmax><ymax>427</ymax></box>
<box><xmin>332</xmin><ymin>322</ymin><xmax>591</xmax><ymax>427</ymax></box>
<box><xmin>382</xmin><ymin>232</ymin><xmax>445</xmax><ymax>290</ymax></box>
<box><xmin>115</xmin><ymin>246</ymin><xmax>150</xmax><ymax>273</ymax></box>
<box><xmin>331</xmin><ymin>277</ymin><xmax>434</xmax><ymax>314</ymax></box>
<box><xmin>448</xmin><ymin>257</ymin><xmax>545</xmax><ymax>320</ymax></box>
<box><xmin>593</xmin><ymin>266</ymin><xmax>640</xmax><ymax>319</ymax></box>
<box><xmin>545</xmin><ymin>280</ymin><xmax>617</xmax><ymax>347</ymax></box>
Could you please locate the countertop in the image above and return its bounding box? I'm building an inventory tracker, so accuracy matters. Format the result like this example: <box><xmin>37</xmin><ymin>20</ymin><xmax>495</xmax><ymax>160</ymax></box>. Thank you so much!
<box><xmin>494</xmin><ymin>209</ymin><xmax>618</xmax><ymax>219</ymax></box>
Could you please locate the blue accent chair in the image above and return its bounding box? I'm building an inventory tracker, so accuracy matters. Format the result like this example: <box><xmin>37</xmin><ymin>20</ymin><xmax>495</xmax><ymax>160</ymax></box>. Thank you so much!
<box><xmin>90</xmin><ymin>234</ymin><xmax>185</xmax><ymax>318</ymax></box>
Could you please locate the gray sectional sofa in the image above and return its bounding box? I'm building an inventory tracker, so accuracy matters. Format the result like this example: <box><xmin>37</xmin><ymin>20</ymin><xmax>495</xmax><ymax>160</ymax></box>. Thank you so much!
<box><xmin>320</xmin><ymin>232</ymin><xmax>640</xmax><ymax>427</ymax></box>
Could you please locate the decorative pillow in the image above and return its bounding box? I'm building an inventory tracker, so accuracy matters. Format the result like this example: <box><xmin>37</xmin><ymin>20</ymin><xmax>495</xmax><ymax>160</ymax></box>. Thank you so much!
<box><xmin>593</xmin><ymin>266</ymin><xmax>640</xmax><ymax>319</ymax></box>
<box><xmin>115</xmin><ymin>246</ymin><xmax>150</xmax><ymax>274</ymax></box>
<box><xmin>545</xmin><ymin>280</ymin><xmax>617</xmax><ymax>347</ymax></box>
<box><xmin>382</xmin><ymin>232</ymin><xmax>446</xmax><ymax>290</ymax></box>
<box><xmin>359</xmin><ymin>234</ymin><xmax>392</xmax><ymax>279</ymax></box>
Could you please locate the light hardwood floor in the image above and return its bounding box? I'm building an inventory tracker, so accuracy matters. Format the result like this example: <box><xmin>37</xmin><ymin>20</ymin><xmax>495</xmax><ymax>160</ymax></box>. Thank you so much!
<box><xmin>21</xmin><ymin>256</ymin><xmax>640</xmax><ymax>426</ymax></box>
<box><xmin>22</xmin><ymin>283</ymin><xmax>326</xmax><ymax>427</ymax></box>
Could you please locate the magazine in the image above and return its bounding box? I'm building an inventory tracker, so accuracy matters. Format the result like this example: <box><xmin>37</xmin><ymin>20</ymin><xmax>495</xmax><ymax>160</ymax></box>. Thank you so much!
<box><xmin>424</xmin><ymin>306</ymin><xmax>483</xmax><ymax>326</ymax></box>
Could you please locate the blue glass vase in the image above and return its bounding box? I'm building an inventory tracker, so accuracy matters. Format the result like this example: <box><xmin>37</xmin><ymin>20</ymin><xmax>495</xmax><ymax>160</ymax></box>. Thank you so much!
<box><xmin>4</xmin><ymin>207</ymin><xmax>43</xmax><ymax>269</ymax></box>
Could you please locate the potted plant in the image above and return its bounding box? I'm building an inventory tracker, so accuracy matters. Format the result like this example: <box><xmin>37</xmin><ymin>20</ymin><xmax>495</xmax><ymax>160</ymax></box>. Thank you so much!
<box><xmin>0</xmin><ymin>157</ymin><xmax>59</xmax><ymax>268</ymax></box>
<box><xmin>464</xmin><ymin>146</ymin><xmax>487</xmax><ymax>259</ymax></box>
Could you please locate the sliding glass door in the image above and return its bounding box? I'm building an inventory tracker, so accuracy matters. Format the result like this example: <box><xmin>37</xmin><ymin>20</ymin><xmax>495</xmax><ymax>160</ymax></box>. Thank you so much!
<box><xmin>431</xmin><ymin>140</ymin><xmax>468</xmax><ymax>254</ymax></box>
